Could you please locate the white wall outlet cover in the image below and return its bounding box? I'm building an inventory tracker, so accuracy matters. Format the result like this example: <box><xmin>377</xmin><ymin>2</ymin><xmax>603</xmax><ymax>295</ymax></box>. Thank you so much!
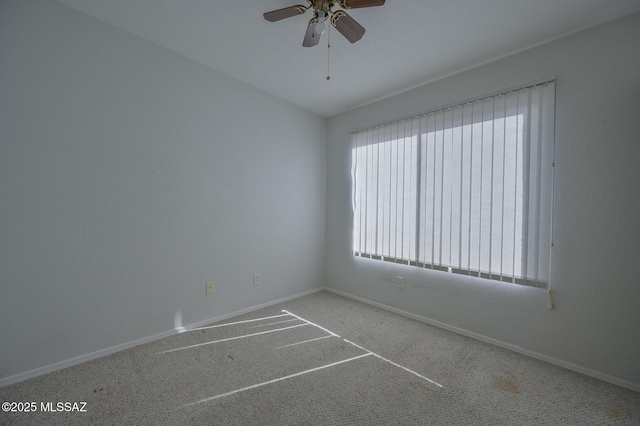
<box><xmin>206</xmin><ymin>282</ymin><xmax>215</xmax><ymax>294</ymax></box>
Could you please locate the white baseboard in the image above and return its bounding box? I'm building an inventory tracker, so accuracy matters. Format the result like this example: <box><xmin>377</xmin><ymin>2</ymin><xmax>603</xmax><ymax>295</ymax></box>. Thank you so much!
<box><xmin>323</xmin><ymin>287</ymin><xmax>640</xmax><ymax>393</ymax></box>
<box><xmin>4</xmin><ymin>286</ymin><xmax>637</xmax><ymax>393</ymax></box>
<box><xmin>184</xmin><ymin>287</ymin><xmax>323</xmax><ymax>330</ymax></box>
<box><xmin>0</xmin><ymin>287</ymin><xmax>324</xmax><ymax>388</ymax></box>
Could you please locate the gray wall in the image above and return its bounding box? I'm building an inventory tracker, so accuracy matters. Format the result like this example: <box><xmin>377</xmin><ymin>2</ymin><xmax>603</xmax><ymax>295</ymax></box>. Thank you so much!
<box><xmin>0</xmin><ymin>0</ymin><xmax>326</xmax><ymax>381</ymax></box>
<box><xmin>326</xmin><ymin>12</ymin><xmax>640</xmax><ymax>388</ymax></box>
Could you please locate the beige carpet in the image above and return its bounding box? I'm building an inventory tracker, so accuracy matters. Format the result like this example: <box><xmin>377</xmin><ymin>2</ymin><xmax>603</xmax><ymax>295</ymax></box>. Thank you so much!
<box><xmin>1</xmin><ymin>291</ymin><xmax>639</xmax><ymax>425</ymax></box>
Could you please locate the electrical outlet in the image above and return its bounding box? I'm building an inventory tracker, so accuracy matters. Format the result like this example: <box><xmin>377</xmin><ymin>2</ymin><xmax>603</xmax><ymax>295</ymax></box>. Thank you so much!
<box><xmin>253</xmin><ymin>273</ymin><xmax>261</xmax><ymax>286</ymax></box>
<box><xmin>206</xmin><ymin>282</ymin><xmax>215</xmax><ymax>294</ymax></box>
<box><xmin>396</xmin><ymin>276</ymin><xmax>404</xmax><ymax>289</ymax></box>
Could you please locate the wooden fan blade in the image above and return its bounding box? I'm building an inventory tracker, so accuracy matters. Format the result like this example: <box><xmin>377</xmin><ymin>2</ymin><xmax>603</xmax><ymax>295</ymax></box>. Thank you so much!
<box><xmin>338</xmin><ymin>0</ymin><xmax>385</xmax><ymax>9</ymax></box>
<box><xmin>303</xmin><ymin>19</ymin><xmax>321</xmax><ymax>47</ymax></box>
<box><xmin>331</xmin><ymin>10</ymin><xmax>365</xmax><ymax>43</ymax></box>
<box><xmin>263</xmin><ymin>5</ymin><xmax>307</xmax><ymax>22</ymax></box>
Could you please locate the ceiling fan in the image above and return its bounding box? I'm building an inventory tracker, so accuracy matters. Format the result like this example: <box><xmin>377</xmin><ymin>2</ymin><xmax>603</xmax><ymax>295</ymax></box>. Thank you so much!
<box><xmin>263</xmin><ymin>0</ymin><xmax>385</xmax><ymax>47</ymax></box>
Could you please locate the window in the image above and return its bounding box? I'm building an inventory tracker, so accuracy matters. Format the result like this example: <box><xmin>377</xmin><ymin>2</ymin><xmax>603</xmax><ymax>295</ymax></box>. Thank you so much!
<box><xmin>351</xmin><ymin>81</ymin><xmax>555</xmax><ymax>287</ymax></box>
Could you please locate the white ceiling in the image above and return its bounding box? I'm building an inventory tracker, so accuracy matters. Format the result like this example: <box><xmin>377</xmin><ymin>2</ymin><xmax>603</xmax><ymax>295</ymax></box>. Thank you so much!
<box><xmin>56</xmin><ymin>0</ymin><xmax>640</xmax><ymax>118</ymax></box>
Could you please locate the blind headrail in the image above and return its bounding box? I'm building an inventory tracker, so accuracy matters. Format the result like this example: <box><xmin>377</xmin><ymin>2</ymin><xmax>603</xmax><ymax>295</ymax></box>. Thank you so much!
<box><xmin>352</xmin><ymin>78</ymin><xmax>556</xmax><ymax>135</ymax></box>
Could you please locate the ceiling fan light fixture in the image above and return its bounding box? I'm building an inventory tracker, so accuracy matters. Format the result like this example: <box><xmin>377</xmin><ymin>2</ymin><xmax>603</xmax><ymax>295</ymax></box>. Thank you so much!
<box><xmin>315</xmin><ymin>10</ymin><xmax>326</xmax><ymax>35</ymax></box>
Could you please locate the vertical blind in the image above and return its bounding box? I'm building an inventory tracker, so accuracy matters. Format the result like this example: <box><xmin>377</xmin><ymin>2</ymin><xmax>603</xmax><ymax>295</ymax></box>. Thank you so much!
<box><xmin>351</xmin><ymin>81</ymin><xmax>555</xmax><ymax>288</ymax></box>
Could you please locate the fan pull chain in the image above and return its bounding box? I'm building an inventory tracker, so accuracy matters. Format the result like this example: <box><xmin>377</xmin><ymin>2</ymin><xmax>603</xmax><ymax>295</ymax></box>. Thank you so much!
<box><xmin>326</xmin><ymin>24</ymin><xmax>331</xmax><ymax>81</ymax></box>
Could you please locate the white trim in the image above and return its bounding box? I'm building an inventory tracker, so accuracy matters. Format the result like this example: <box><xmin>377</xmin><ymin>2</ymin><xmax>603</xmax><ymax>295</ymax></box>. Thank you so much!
<box><xmin>0</xmin><ymin>288</ymin><xmax>323</xmax><ymax>388</ymax></box>
<box><xmin>324</xmin><ymin>287</ymin><xmax>640</xmax><ymax>393</ymax></box>
<box><xmin>184</xmin><ymin>288</ymin><xmax>322</xmax><ymax>330</ymax></box>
